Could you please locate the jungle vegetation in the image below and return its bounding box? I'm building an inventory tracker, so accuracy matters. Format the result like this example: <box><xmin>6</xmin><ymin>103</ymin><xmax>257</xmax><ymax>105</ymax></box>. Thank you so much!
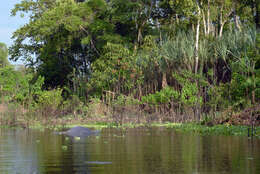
<box><xmin>0</xmin><ymin>0</ymin><xmax>259</xmax><ymax>127</ymax></box>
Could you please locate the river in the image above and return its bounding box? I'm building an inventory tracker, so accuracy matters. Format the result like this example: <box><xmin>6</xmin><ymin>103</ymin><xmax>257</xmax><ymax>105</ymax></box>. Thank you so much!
<box><xmin>0</xmin><ymin>127</ymin><xmax>259</xmax><ymax>174</ymax></box>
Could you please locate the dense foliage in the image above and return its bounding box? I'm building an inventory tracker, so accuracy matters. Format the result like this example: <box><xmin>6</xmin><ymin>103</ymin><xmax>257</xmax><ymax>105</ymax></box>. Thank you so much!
<box><xmin>1</xmin><ymin>0</ymin><xmax>259</xmax><ymax>125</ymax></box>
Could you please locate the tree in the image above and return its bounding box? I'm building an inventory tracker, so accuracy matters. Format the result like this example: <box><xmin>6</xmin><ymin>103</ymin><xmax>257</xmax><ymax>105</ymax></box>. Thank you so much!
<box><xmin>108</xmin><ymin>0</ymin><xmax>156</xmax><ymax>48</ymax></box>
<box><xmin>0</xmin><ymin>42</ymin><xmax>9</xmax><ymax>67</ymax></box>
<box><xmin>9</xmin><ymin>0</ymin><xmax>114</xmax><ymax>88</ymax></box>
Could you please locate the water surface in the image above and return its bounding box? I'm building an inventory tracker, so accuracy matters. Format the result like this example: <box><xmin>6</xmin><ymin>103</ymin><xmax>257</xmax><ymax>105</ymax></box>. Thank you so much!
<box><xmin>0</xmin><ymin>127</ymin><xmax>259</xmax><ymax>174</ymax></box>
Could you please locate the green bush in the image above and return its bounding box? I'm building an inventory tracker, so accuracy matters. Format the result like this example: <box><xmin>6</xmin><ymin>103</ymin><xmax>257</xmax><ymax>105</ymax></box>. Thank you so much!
<box><xmin>36</xmin><ymin>88</ymin><xmax>63</xmax><ymax>117</ymax></box>
<box><xmin>142</xmin><ymin>86</ymin><xmax>179</xmax><ymax>105</ymax></box>
<box><xmin>113</xmin><ymin>94</ymin><xmax>141</xmax><ymax>106</ymax></box>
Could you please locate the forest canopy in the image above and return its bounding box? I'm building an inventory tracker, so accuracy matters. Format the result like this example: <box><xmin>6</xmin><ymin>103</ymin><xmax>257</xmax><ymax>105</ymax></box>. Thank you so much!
<box><xmin>2</xmin><ymin>0</ymin><xmax>260</xmax><ymax>124</ymax></box>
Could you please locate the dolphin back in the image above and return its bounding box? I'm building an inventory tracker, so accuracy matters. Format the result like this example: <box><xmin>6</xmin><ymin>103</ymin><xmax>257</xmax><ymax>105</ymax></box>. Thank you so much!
<box><xmin>56</xmin><ymin>126</ymin><xmax>100</xmax><ymax>137</ymax></box>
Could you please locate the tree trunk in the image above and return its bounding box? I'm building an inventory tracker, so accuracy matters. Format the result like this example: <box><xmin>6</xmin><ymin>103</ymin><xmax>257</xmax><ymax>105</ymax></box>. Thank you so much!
<box><xmin>138</xmin><ymin>27</ymin><xmax>142</xmax><ymax>45</ymax></box>
<box><xmin>202</xmin><ymin>11</ymin><xmax>207</xmax><ymax>35</ymax></box>
<box><xmin>162</xmin><ymin>72</ymin><xmax>167</xmax><ymax>88</ymax></box>
<box><xmin>235</xmin><ymin>14</ymin><xmax>241</xmax><ymax>31</ymax></box>
<box><xmin>219</xmin><ymin>23</ymin><xmax>224</xmax><ymax>37</ymax></box>
<box><xmin>218</xmin><ymin>7</ymin><xmax>233</xmax><ymax>37</ymax></box>
<box><xmin>194</xmin><ymin>2</ymin><xmax>201</xmax><ymax>74</ymax></box>
<box><xmin>218</xmin><ymin>5</ymin><xmax>224</xmax><ymax>37</ymax></box>
<box><xmin>156</xmin><ymin>18</ymin><xmax>162</xmax><ymax>43</ymax></box>
<box><xmin>176</xmin><ymin>14</ymin><xmax>179</xmax><ymax>24</ymax></box>
<box><xmin>195</xmin><ymin>0</ymin><xmax>202</xmax><ymax>121</ymax></box>
<box><xmin>252</xmin><ymin>62</ymin><xmax>256</xmax><ymax>105</ymax></box>
<box><xmin>234</xmin><ymin>2</ymin><xmax>241</xmax><ymax>31</ymax></box>
<box><xmin>134</xmin><ymin>43</ymin><xmax>138</xmax><ymax>52</ymax></box>
<box><xmin>207</xmin><ymin>0</ymin><xmax>211</xmax><ymax>35</ymax></box>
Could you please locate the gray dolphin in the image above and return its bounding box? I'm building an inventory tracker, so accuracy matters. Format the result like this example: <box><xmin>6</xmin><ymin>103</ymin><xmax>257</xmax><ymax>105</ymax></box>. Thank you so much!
<box><xmin>57</xmin><ymin>126</ymin><xmax>100</xmax><ymax>137</ymax></box>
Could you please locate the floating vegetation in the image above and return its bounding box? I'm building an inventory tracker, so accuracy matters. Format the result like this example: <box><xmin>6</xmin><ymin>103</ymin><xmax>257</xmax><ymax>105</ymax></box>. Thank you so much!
<box><xmin>74</xmin><ymin>137</ymin><xmax>81</xmax><ymax>140</ymax></box>
<box><xmin>165</xmin><ymin>123</ymin><xmax>260</xmax><ymax>137</ymax></box>
<box><xmin>61</xmin><ymin>145</ymin><xmax>68</xmax><ymax>151</ymax></box>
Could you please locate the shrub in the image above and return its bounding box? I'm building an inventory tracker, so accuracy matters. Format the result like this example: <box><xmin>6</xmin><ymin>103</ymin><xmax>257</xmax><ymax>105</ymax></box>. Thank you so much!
<box><xmin>36</xmin><ymin>88</ymin><xmax>63</xmax><ymax>117</ymax></box>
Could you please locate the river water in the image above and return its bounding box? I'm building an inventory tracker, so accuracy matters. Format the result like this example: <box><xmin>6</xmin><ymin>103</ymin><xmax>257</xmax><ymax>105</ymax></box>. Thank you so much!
<box><xmin>0</xmin><ymin>127</ymin><xmax>259</xmax><ymax>174</ymax></box>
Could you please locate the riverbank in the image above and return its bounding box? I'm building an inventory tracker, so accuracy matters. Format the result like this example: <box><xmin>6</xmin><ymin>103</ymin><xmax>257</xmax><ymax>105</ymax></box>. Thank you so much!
<box><xmin>0</xmin><ymin>102</ymin><xmax>259</xmax><ymax>137</ymax></box>
<box><xmin>1</xmin><ymin>120</ymin><xmax>259</xmax><ymax>138</ymax></box>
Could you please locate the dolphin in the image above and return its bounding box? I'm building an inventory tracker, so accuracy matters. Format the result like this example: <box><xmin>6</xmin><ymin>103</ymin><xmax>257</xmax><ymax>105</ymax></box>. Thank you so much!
<box><xmin>57</xmin><ymin>126</ymin><xmax>100</xmax><ymax>137</ymax></box>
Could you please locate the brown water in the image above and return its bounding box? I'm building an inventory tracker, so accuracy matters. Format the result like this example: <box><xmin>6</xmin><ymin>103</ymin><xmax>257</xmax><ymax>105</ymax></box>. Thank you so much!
<box><xmin>0</xmin><ymin>127</ymin><xmax>259</xmax><ymax>174</ymax></box>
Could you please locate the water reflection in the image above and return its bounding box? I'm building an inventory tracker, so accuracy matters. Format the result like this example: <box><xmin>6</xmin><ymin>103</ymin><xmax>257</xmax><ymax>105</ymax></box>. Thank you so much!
<box><xmin>0</xmin><ymin>128</ymin><xmax>39</xmax><ymax>174</ymax></box>
<box><xmin>0</xmin><ymin>127</ymin><xmax>259</xmax><ymax>174</ymax></box>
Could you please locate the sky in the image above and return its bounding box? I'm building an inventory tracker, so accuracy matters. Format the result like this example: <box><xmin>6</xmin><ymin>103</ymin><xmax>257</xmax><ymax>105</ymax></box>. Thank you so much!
<box><xmin>0</xmin><ymin>1</ymin><xmax>29</xmax><ymax>47</ymax></box>
<box><xmin>0</xmin><ymin>1</ymin><xmax>29</xmax><ymax>63</ymax></box>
